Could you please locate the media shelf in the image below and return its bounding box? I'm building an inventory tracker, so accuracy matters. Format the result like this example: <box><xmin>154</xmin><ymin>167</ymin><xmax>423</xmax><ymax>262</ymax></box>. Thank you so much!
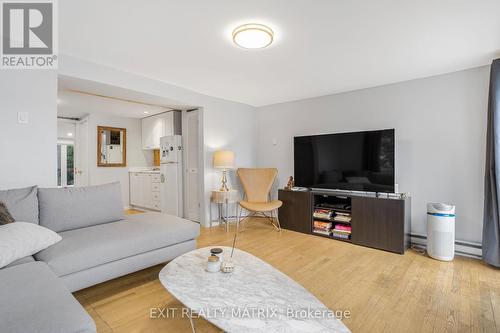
<box><xmin>312</xmin><ymin>232</ymin><xmax>353</xmax><ymax>243</ymax></box>
<box><xmin>278</xmin><ymin>189</ymin><xmax>411</xmax><ymax>254</ymax></box>
<box><xmin>313</xmin><ymin>193</ymin><xmax>353</xmax><ymax>241</ymax></box>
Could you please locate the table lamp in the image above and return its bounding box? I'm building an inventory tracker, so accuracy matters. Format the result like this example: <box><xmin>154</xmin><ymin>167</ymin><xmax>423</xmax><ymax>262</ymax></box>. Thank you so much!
<box><xmin>213</xmin><ymin>150</ymin><xmax>234</xmax><ymax>191</ymax></box>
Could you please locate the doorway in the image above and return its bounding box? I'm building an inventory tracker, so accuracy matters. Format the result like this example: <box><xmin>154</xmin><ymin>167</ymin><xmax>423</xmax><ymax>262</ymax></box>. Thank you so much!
<box><xmin>57</xmin><ymin>119</ymin><xmax>76</xmax><ymax>187</ymax></box>
<box><xmin>57</xmin><ymin>117</ymin><xmax>89</xmax><ymax>187</ymax></box>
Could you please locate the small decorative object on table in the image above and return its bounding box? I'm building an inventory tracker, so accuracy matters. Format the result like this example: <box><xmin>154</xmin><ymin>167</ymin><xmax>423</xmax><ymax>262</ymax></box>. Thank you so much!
<box><xmin>210</xmin><ymin>248</ymin><xmax>223</xmax><ymax>258</ymax></box>
<box><xmin>284</xmin><ymin>176</ymin><xmax>295</xmax><ymax>190</ymax></box>
<box><xmin>221</xmin><ymin>260</ymin><xmax>235</xmax><ymax>273</ymax></box>
<box><xmin>206</xmin><ymin>255</ymin><xmax>221</xmax><ymax>273</ymax></box>
<box><xmin>221</xmin><ymin>234</ymin><xmax>237</xmax><ymax>273</ymax></box>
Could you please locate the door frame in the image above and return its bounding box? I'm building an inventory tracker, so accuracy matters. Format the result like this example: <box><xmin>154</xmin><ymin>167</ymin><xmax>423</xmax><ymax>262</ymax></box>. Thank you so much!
<box><xmin>75</xmin><ymin>115</ymin><xmax>90</xmax><ymax>186</ymax></box>
<box><xmin>182</xmin><ymin>108</ymin><xmax>205</xmax><ymax>224</ymax></box>
<box><xmin>57</xmin><ymin>118</ymin><xmax>77</xmax><ymax>187</ymax></box>
<box><xmin>57</xmin><ymin>141</ymin><xmax>74</xmax><ymax>187</ymax></box>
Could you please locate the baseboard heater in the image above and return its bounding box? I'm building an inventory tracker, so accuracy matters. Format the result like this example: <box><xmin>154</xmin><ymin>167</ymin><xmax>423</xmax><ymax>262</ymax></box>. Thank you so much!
<box><xmin>410</xmin><ymin>233</ymin><xmax>482</xmax><ymax>259</ymax></box>
<box><xmin>208</xmin><ymin>221</ymin><xmax>483</xmax><ymax>260</ymax></box>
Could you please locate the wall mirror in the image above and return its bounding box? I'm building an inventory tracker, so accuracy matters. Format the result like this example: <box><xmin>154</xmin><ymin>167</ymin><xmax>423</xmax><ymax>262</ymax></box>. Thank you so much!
<box><xmin>97</xmin><ymin>126</ymin><xmax>126</xmax><ymax>167</ymax></box>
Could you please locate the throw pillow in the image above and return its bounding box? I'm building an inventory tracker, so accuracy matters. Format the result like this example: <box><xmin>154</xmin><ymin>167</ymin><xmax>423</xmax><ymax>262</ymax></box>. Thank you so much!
<box><xmin>0</xmin><ymin>202</ymin><xmax>15</xmax><ymax>224</ymax></box>
<box><xmin>0</xmin><ymin>222</ymin><xmax>62</xmax><ymax>269</ymax></box>
<box><xmin>0</xmin><ymin>186</ymin><xmax>39</xmax><ymax>224</ymax></box>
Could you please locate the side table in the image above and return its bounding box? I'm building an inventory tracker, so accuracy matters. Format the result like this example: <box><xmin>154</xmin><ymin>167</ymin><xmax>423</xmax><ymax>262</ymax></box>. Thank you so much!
<box><xmin>210</xmin><ymin>189</ymin><xmax>238</xmax><ymax>231</ymax></box>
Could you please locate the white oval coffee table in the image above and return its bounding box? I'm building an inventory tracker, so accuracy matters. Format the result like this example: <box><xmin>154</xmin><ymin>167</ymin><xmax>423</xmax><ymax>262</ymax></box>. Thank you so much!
<box><xmin>159</xmin><ymin>246</ymin><xmax>351</xmax><ymax>333</ymax></box>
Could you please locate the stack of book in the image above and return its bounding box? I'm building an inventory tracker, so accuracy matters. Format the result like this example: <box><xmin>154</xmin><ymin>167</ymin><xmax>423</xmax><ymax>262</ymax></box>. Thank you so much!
<box><xmin>313</xmin><ymin>208</ymin><xmax>333</xmax><ymax>220</ymax></box>
<box><xmin>332</xmin><ymin>224</ymin><xmax>351</xmax><ymax>240</ymax></box>
<box><xmin>333</xmin><ymin>212</ymin><xmax>352</xmax><ymax>223</ymax></box>
<box><xmin>313</xmin><ymin>220</ymin><xmax>332</xmax><ymax>236</ymax></box>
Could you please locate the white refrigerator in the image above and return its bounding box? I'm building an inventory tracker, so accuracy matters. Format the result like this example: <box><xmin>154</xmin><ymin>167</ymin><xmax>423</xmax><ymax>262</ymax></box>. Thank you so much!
<box><xmin>160</xmin><ymin>135</ymin><xmax>183</xmax><ymax>217</ymax></box>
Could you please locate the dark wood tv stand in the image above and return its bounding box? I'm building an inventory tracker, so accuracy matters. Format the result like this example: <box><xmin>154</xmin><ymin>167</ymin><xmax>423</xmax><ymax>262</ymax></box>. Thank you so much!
<box><xmin>278</xmin><ymin>189</ymin><xmax>411</xmax><ymax>254</ymax></box>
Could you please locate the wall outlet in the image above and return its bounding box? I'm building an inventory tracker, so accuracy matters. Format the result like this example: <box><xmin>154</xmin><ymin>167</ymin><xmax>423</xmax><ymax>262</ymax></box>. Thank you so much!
<box><xmin>17</xmin><ymin>112</ymin><xmax>29</xmax><ymax>124</ymax></box>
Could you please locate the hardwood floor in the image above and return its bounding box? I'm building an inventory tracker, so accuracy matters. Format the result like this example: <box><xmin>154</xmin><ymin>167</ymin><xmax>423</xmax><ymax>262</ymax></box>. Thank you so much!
<box><xmin>74</xmin><ymin>218</ymin><xmax>500</xmax><ymax>333</ymax></box>
<box><xmin>125</xmin><ymin>209</ymin><xmax>145</xmax><ymax>215</ymax></box>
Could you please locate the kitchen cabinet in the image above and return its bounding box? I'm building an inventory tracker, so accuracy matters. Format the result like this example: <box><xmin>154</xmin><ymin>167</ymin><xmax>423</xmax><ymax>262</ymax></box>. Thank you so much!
<box><xmin>141</xmin><ymin>111</ymin><xmax>181</xmax><ymax>150</ymax></box>
<box><xmin>129</xmin><ymin>172</ymin><xmax>161</xmax><ymax>211</ymax></box>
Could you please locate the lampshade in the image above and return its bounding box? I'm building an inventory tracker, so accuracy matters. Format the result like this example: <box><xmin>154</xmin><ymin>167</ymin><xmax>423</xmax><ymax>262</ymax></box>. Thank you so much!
<box><xmin>213</xmin><ymin>150</ymin><xmax>235</xmax><ymax>169</ymax></box>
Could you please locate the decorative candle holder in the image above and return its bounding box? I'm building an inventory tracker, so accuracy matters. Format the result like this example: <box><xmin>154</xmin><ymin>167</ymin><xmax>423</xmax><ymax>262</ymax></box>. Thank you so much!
<box><xmin>206</xmin><ymin>255</ymin><xmax>221</xmax><ymax>273</ymax></box>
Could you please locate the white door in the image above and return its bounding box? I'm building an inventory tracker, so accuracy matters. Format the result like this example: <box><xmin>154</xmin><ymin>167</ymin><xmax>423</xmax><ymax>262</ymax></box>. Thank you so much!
<box><xmin>183</xmin><ymin>110</ymin><xmax>200</xmax><ymax>222</ymax></box>
<box><xmin>75</xmin><ymin>116</ymin><xmax>89</xmax><ymax>186</ymax></box>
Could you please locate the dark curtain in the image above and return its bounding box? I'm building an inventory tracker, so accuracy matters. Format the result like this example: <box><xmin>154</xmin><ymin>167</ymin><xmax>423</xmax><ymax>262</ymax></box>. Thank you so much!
<box><xmin>483</xmin><ymin>58</ymin><xmax>500</xmax><ymax>267</ymax></box>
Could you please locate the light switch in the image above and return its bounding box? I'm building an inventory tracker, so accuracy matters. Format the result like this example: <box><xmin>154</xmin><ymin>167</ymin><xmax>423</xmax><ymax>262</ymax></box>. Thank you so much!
<box><xmin>18</xmin><ymin>112</ymin><xmax>29</xmax><ymax>124</ymax></box>
<box><xmin>272</xmin><ymin>138</ymin><xmax>278</xmax><ymax>145</ymax></box>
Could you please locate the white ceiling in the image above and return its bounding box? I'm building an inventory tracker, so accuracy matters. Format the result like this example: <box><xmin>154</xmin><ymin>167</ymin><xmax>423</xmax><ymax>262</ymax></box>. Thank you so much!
<box><xmin>58</xmin><ymin>90</ymin><xmax>172</xmax><ymax>119</ymax></box>
<box><xmin>60</xmin><ymin>0</ymin><xmax>500</xmax><ymax>106</ymax></box>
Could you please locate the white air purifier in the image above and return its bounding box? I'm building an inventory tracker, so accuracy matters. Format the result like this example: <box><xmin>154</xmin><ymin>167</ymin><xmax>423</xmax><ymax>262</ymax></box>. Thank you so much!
<box><xmin>427</xmin><ymin>203</ymin><xmax>455</xmax><ymax>261</ymax></box>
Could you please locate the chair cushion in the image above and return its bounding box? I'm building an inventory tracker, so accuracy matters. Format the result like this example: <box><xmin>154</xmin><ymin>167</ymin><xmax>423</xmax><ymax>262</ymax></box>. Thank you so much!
<box><xmin>0</xmin><ymin>262</ymin><xmax>96</xmax><ymax>333</ymax></box>
<box><xmin>0</xmin><ymin>186</ymin><xmax>38</xmax><ymax>224</ymax></box>
<box><xmin>38</xmin><ymin>182</ymin><xmax>125</xmax><ymax>232</ymax></box>
<box><xmin>239</xmin><ymin>200</ymin><xmax>283</xmax><ymax>212</ymax></box>
<box><xmin>35</xmin><ymin>212</ymin><xmax>200</xmax><ymax>277</ymax></box>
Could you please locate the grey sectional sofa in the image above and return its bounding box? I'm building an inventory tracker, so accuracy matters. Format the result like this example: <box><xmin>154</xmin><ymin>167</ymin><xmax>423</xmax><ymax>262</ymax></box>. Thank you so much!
<box><xmin>0</xmin><ymin>182</ymin><xmax>200</xmax><ymax>333</ymax></box>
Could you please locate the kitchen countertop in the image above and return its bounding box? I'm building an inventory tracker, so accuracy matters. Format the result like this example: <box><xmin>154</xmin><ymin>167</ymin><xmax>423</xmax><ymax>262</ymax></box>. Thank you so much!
<box><xmin>129</xmin><ymin>167</ymin><xmax>161</xmax><ymax>174</ymax></box>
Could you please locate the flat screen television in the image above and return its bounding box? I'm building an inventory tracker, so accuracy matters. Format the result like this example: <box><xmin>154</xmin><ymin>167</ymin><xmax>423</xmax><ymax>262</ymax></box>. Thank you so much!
<box><xmin>294</xmin><ymin>129</ymin><xmax>395</xmax><ymax>193</ymax></box>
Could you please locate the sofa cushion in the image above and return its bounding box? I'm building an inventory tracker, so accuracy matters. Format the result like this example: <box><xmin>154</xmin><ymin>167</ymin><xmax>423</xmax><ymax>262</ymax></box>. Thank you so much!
<box><xmin>38</xmin><ymin>182</ymin><xmax>125</xmax><ymax>232</ymax></box>
<box><xmin>35</xmin><ymin>212</ymin><xmax>200</xmax><ymax>277</ymax></box>
<box><xmin>3</xmin><ymin>255</ymin><xmax>34</xmax><ymax>269</ymax></box>
<box><xmin>0</xmin><ymin>262</ymin><xmax>96</xmax><ymax>333</ymax></box>
<box><xmin>0</xmin><ymin>186</ymin><xmax>38</xmax><ymax>224</ymax></box>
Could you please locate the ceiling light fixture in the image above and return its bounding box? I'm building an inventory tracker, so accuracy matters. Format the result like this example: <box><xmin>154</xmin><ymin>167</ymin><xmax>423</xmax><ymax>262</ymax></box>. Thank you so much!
<box><xmin>143</xmin><ymin>111</ymin><xmax>149</xmax><ymax>114</ymax></box>
<box><xmin>232</xmin><ymin>23</ymin><xmax>274</xmax><ymax>49</ymax></box>
<box><xmin>67</xmin><ymin>132</ymin><xmax>73</xmax><ymax>137</ymax></box>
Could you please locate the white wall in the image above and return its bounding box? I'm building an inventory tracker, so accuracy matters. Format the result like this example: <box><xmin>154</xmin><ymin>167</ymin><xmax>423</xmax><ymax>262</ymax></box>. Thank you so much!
<box><xmin>85</xmin><ymin>112</ymin><xmax>152</xmax><ymax>206</ymax></box>
<box><xmin>0</xmin><ymin>71</ymin><xmax>57</xmax><ymax>189</ymax></box>
<box><xmin>59</xmin><ymin>55</ymin><xmax>257</xmax><ymax>225</ymax></box>
<box><xmin>0</xmin><ymin>59</ymin><xmax>489</xmax><ymax>243</ymax></box>
<box><xmin>256</xmin><ymin>66</ymin><xmax>490</xmax><ymax>243</ymax></box>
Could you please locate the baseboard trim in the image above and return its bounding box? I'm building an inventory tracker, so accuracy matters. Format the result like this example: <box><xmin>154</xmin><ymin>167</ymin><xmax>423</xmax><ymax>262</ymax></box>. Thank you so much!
<box><xmin>410</xmin><ymin>233</ymin><xmax>482</xmax><ymax>259</ymax></box>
